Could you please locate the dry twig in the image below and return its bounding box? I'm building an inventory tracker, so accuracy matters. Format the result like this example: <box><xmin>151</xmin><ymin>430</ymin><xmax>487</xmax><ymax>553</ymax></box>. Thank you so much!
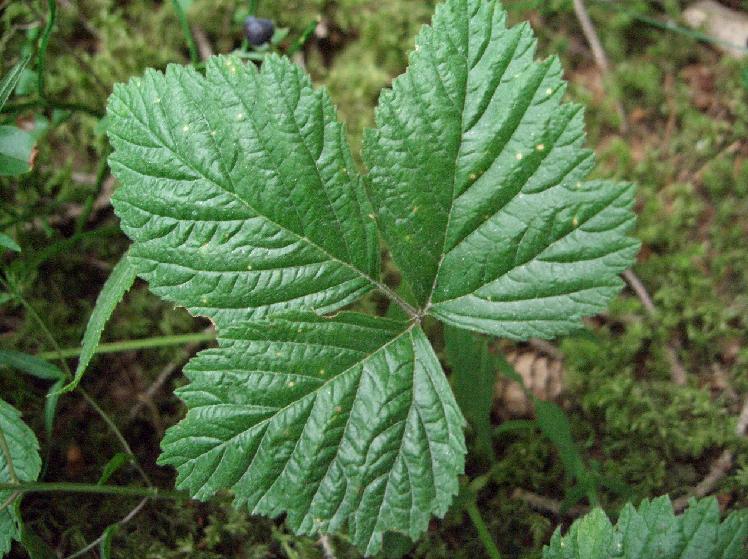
<box><xmin>571</xmin><ymin>0</ymin><xmax>628</xmax><ymax>133</ymax></box>
<box><xmin>623</xmin><ymin>270</ymin><xmax>688</xmax><ymax>386</ymax></box>
<box><xmin>511</xmin><ymin>488</ymin><xmax>587</xmax><ymax>517</ymax></box>
<box><xmin>318</xmin><ymin>534</ymin><xmax>338</xmax><ymax>559</ymax></box>
<box><xmin>192</xmin><ymin>25</ymin><xmax>214</xmax><ymax>60</ymax></box>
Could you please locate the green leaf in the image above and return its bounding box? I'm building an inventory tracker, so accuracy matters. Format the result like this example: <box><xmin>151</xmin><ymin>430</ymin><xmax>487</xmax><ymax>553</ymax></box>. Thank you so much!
<box><xmin>107</xmin><ymin>54</ymin><xmax>379</xmax><ymax>328</ymax></box>
<box><xmin>534</xmin><ymin>399</ymin><xmax>584</xmax><ymax>480</ymax></box>
<box><xmin>0</xmin><ymin>398</ymin><xmax>42</xmax><ymax>556</ymax></box>
<box><xmin>0</xmin><ymin>54</ymin><xmax>31</xmax><ymax>111</ymax></box>
<box><xmin>0</xmin><ymin>233</ymin><xmax>20</xmax><ymax>254</ymax></box>
<box><xmin>542</xmin><ymin>496</ymin><xmax>748</xmax><ymax>559</ymax></box>
<box><xmin>158</xmin><ymin>311</ymin><xmax>465</xmax><ymax>556</ymax></box>
<box><xmin>97</xmin><ymin>452</ymin><xmax>133</xmax><ymax>485</ymax></box>
<box><xmin>364</xmin><ymin>0</ymin><xmax>639</xmax><ymax>339</ymax></box>
<box><xmin>60</xmin><ymin>252</ymin><xmax>137</xmax><ymax>393</ymax></box>
<box><xmin>99</xmin><ymin>524</ymin><xmax>119</xmax><ymax>559</ymax></box>
<box><xmin>444</xmin><ymin>326</ymin><xmax>494</xmax><ymax>457</ymax></box>
<box><xmin>0</xmin><ymin>350</ymin><xmax>65</xmax><ymax>381</ymax></box>
<box><xmin>0</xmin><ymin>352</ymin><xmax>64</xmax><ymax>441</ymax></box>
<box><xmin>0</xmin><ymin>126</ymin><xmax>36</xmax><ymax>177</ymax></box>
<box><xmin>44</xmin><ymin>379</ymin><xmax>64</xmax><ymax>441</ymax></box>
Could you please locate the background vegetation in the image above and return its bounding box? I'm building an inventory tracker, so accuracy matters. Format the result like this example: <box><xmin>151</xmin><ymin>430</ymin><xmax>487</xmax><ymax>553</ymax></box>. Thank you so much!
<box><xmin>1</xmin><ymin>0</ymin><xmax>747</xmax><ymax>557</ymax></box>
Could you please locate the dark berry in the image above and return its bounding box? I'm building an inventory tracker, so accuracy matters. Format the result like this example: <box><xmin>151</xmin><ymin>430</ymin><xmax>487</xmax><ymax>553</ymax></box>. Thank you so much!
<box><xmin>244</xmin><ymin>16</ymin><xmax>275</xmax><ymax>46</ymax></box>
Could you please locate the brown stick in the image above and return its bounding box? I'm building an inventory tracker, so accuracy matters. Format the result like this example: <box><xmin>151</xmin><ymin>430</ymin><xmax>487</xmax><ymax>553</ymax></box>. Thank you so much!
<box><xmin>623</xmin><ymin>270</ymin><xmax>688</xmax><ymax>386</ymax></box>
<box><xmin>318</xmin><ymin>535</ymin><xmax>338</xmax><ymax>559</ymax></box>
<box><xmin>192</xmin><ymin>25</ymin><xmax>214</xmax><ymax>60</ymax></box>
<box><xmin>571</xmin><ymin>0</ymin><xmax>628</xmax><ymax>133</ymax></box>
<box><xmin>511</xmin><ymin>488</ymin><xmax>587</xmax><ymax>517</ymax></box>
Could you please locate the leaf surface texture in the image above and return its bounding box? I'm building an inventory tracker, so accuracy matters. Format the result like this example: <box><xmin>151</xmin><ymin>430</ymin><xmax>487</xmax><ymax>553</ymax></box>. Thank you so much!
<box><xmin>364</xmin><ymin>0</ymin><xmax>639</xmax><ymax>339</ymax></box>
<box><xmin>158</xmin><ymin>312</ymin><xmax>465</xmax><ymax>555</ymax></box>
<box><xmin>108</xmin><ymin>55</ymin><xmax>379</xmax><ymax>327</ymax></box>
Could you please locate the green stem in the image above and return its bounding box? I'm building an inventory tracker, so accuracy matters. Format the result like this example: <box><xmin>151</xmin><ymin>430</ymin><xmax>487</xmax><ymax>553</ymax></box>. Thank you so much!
<box><xmin>0</xmin><ymin>274</ymin><xmax>71</xmax><ymax>378</ymax></box>
<box><xmin>1</xmin><ymin>99</ymin><xmax>103</xmax><ymax>118</ymax></box>
<box><xmin>0</xmin><ymin>482</ymin><xmax>187</xmax><ymax>500</ymax></box>
<box><xmin>37</xmin><ymin>0</ymin><xmax>56</xmax><ymax>99</ymax></box>
<box><xmin>36</xmin><ymin>332</ymin><xmax>216</xmax><ymax>360</ymax></box>
<box><xmin>287</xmin><ymin>18</ymin><xmax>319</xmax><ymax>56</ymax></box>
<box><xmin>466</xmin><ymin>501</ymin><xmax>502</xmax><ymax>559</ymax></box>
<box><xmin>171</xmin><ymin>0</ymin><xmax>200</xmax><ymax>65</ymax></box>
<box><xmin>592</xmin><ymin>0</ymin><xmax>748</xmax><ymax>54</ymax></box>
<box><xmin>248</xmin><ymin>0</ymin><xmax>259</xmax><ymax>15</ymax></box>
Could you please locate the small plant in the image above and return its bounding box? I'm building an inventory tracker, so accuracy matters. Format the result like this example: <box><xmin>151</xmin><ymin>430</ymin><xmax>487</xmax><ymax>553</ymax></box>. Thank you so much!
<box><xmin>543</xmin><ymin>496</ymin><xmax>748</xmax><ymax>559</ymax></box>
<box><xmin>101</xmin><ymin>0</ymin><xmax>639</xmax><ymax>554</ymax></box>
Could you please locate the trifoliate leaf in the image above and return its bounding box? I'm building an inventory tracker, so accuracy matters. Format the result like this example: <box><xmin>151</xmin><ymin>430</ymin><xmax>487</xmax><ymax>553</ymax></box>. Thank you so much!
<box><xmin>542</xmin><ymin>496</ymin><xmax>748</xmax><ymax>559</ymax></box>
<box><xmin>105</xmin><ymin>0</ymin><xmax>641</xmax><ymax>553</ymax></box>
<box><xmin>158</xmin><ymin>312</ymin><xmax>465</xmax><ymax>556</ymax></box>
<box><xmin>364</xmin><ymin>0</ymin><xmax>639</xmax><ymax>339</ymax></box>
<box><xmin>0</xmin><ymin>398</ymin><xmax>42</xmax><ymax>556</ymax></box>
<box><xmin>107</xmin><ymin>54</ymin><xmax>379</xmax><ymax>327</ymax></box>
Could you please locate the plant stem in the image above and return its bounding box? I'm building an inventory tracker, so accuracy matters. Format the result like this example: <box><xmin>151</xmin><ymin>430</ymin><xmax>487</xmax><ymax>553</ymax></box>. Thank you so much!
<box><xmin>171</xmin><ymin>0</ymin><xmax>199</xmax><ymax>65</ymax></box>
<box><xmin>0</xmin><ymin>481</ymin><xmax>188</xmax><ymax>500</ymax></box>
<box><xmin>1</xmin><ymin>99</ymin><xmax>103</xmax><ymax>118</ymax></box>
<box><xmin>466</xmin><ymin>501</ymin><xmax>502</xmax><ymax>559</ymax></box>
<box><xmin>37</xmin><ymin>0</ymin><xmax>56</xmax><ymax>99</ymax></box>
<box><xmin>248</xmin><ymin>0</ymin><xmax>259</xmax><ymax>15</ymax></box>
<box><xmin>36</xmin><ymin>332</ymin><xmax>216</xmax><ymax>360</ymax></box>
<box><xmin>373</xmin><ymin>281</ymin><xmax>420</xmax><ymax>319</ymax></box>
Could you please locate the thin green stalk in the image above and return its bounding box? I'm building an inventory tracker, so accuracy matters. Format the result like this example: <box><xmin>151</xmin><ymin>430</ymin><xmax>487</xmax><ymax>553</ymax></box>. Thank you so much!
<box><xmin>287</xmin><ymin>18</ymin><xmax>319</xmax><ymax>56</ymax></box>
<box><xmin>1</xmin><ymin>99</ymin><xmax>103</xmax><ymax>118</ymax></box>
<box><xmin>466</xmin><ymin>501</ymin><xmax>502</xmax><ymax>559</ymax></box>
<box><xmin>36</xmin><ymin>332</ymin><xmax>216</xmax><ymax>360</ymax></box>
<box><xmin>592</xmin><ymin>0</ymin><xmax>748</xmax><ymax>54</ymax></box>
<box><xmin>248</xmin><ymin>0</ymin><xmax>259</xmax><ymax>15</ymax></box>
<box><xmin>37</xmin><ymin>0</ymin><xmax>56</xmax><ymax>99</ymax></box>
<box><xmin>171</xmin><ymin>0</ymin><xmax>199</xmax><ymax>65</ymax></box>
<box><xmin>0</xmin><ymin>481</ymin><xmax>187</xmax><ymax>500</ymax></box>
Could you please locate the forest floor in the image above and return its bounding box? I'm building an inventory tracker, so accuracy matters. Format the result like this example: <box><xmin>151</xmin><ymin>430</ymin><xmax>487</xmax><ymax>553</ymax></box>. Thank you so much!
<box><xmin>1</xmin><ymin>0</ymin><xmax>748</xmax><ymax>558</ymax></box>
